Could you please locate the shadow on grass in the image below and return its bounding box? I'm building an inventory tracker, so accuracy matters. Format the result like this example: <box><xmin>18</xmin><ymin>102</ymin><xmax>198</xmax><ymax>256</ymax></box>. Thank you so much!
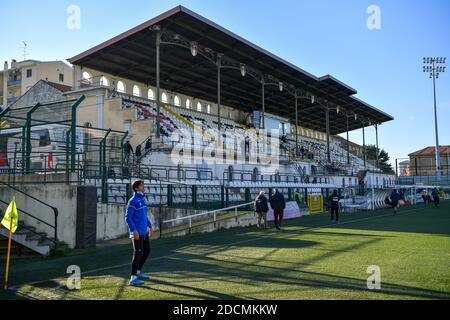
<box><xmin>73</xmin><ymin>242</ymin><xmax>450</xmax><ymax>300</ymax></box>
<box><xmin>6</xmin><ymin>201</ymin><xmax>450</xmax><ymax>300</ymax></box>
<box><xmin>60</xmin><ymin>231</ymin><xmax>449</xmax><ymax>300</ymax></box>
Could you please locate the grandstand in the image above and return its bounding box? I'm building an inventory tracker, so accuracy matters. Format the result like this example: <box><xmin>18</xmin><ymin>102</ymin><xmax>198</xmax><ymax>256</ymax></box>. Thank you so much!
<box><xmin>1</xmin><ymin>5</ymin><xmax>431</xmax><ymax>259</ymax></box>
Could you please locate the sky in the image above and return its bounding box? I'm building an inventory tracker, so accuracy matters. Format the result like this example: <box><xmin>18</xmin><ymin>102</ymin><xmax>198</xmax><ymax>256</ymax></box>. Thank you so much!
<box><xmin>1</xmin><ymin>0</ymin><xmax>449</xmax><ymax>166</ymax></box>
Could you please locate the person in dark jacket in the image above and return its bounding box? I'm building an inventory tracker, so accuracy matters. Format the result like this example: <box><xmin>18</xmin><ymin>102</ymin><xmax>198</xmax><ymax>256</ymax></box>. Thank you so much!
<box><xmin>270</xmin><ymin>189</ymin><xmax>286</xmax><ymax>230</ymax></box>
<box><xmin>107</xmin><ymin>167</ymin><xmax>116</xmax><ymax>179</ymax></box>
<box><xmin>124</xmin><ymin>141</ymin><xmax>133</xmax><ymax>163</ymax></box>
<box><xmin>145</xmin><ymin>137</ymin><xmax>152</xmax><ymax>155</ymax></box>
<box><xmin>125</xmin><ymin>180</ymin><xmax>154</xmax><ymax>286</ymax></box>
<box><xmin>254</xmin><ymin>191</ymin><xmax>269</xmax><ymax>229</ymax></box>
<box><xmin>329</xmin><ymin>189</ymin><xmax>341</xmax><ymax>223</ymax></box>
<box><xmin>390</xmin><ymin>189</ymin><xmax>401</xmax><ymax>214</ymax></box>
<box><xmin>431</xmin><ymin>188</ymin><xmax>440</xmax><ymax>207</ymax></box>
<box><xmin>135</xmin><ymin>144</ymin><xmax>142</xmax><ymax>162</ymax></box>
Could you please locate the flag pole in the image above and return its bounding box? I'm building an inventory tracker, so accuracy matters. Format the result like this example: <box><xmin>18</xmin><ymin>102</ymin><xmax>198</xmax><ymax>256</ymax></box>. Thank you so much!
<box><xmin>4</xmin><ymin>216</ymin><xmax>13</xmax><ymax>289</ymax></box>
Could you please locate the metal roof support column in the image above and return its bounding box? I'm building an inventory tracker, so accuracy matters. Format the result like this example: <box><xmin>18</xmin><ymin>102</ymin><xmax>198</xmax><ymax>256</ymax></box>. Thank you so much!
<box><xmin>295</xmin><ymin>94</ymin><xmax>299</xmax><ymax>158</ymax></box>
<box><xmin>362</xmin><ymin>121</ymin><xmax>366</xmax><ymax>169</ymax></box>
<box><xmin>217</xmin><ymin>55</ymin><xmax>222</xmax><ymax>143</ymax></box>
<box><xmin>325</xmin><ymin>107</ymin><xmax>330</xmax><ymax>162</ymax></box>
<box><xmin>375</xmin><ymin>123</ymin><xmax>379</xmax><ymax>169</ymax></box>
<box><xmin>25</xmin><ymin>103</ymin><xmax>41</xmax><ymax>174</ymax></box>
<box><xmin>70</xmin><ymin>95</ymin><xmax>86</xmax><ymax>172</ymax></box>
<box><xmin>346</xmin><ymin>114</ymin><xmax>350</xmax><ymax>166</ymax></box>
<box><xmin>261</xmin><ymin>78</ymin><xmax>265</xmax><ymax>129</ymax></box>
<box><xmin>155</xmin><ymin>26</ymin><xmax>161</xmax><ymax>139</ymax></box>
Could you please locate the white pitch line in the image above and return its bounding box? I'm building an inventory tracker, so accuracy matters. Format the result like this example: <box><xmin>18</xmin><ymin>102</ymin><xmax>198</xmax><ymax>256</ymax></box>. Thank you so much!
<box><xmin>9</xmin><ymin>205</ymin><xmax>425</xmax><ymax>296</ymax></box>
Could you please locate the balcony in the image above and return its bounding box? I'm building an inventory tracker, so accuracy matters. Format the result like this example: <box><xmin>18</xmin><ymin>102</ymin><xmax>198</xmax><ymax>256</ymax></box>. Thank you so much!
<box><xmin>7</xmin><ymin>79</ymin><xmax>21</xmax><ymax>87</ymax></box>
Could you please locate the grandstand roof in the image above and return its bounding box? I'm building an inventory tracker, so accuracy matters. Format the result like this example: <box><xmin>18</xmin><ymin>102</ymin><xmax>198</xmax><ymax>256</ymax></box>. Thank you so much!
<box><xmin>68</xmin><ymin>5</ymin><xmax>393</xmax><ymax>135</ymax></box>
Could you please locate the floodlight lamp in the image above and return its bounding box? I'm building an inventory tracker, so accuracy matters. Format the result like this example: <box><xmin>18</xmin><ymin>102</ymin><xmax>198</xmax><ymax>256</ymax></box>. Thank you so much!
<box><xmin>240</xmin><ymin>63</ymin><xmax>247</xmax><ymax>77</ymax></box>
<box><xmin>190</xmin><ymin>42</ymin><xmax>199</xmax><ymax>57</ymax></box>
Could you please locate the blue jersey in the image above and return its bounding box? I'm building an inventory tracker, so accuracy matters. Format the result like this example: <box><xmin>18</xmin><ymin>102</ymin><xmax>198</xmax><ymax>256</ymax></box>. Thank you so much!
<box><xmin>125</xmin><ymin>192</ymin><xmax>152</xmax><ymax>236</ymax></box>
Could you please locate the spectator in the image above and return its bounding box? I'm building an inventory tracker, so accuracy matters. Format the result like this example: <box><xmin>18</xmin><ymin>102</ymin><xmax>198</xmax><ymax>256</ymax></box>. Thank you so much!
<box><xmin>422</xmin><ymin>193</ymin><xmax>428</xmax><ymax>204</ymax></box>
<box><xmin>390</xmin><ymin>189</ymin><xmax>401</xmax><ymax>214</ymax></box>
<box><xmin>135</xmin><ymin>144</ymin><xmax>142</xmax><ymax>161</ymax></box>
<box><xmin>244</xmin><ymin>136</ymin><xmax>250</xmax><ymax>158</ymax></box>
<box><xmin>145</xmin><ymin>137</ymin><xmax>152</xmax><ymax>155</ymax></box>
<box><xmin>107</xmin><ymin>167</ymin><xmax>116</xmax><ymax>179</ymax></box>
<box><xmin>431</xmin><ymin>188</ymin><xmax>440</xmax><ymax>207</ymax></box>
<box><xmin>254</xmin><ymin>191</ymin><xmax>269</xmax><ymax>229</ymax></box>
<box><xmin>270</xmin><ymin>189</ymin><xmax>286</xmax><ymax>231</ymax></box>
<box><xmin>124</xmin><ymin>141</ymin><xmax>133</xmax><ymax>163</ymax></box>
<box><xmin>329</xmin><ymin>189</ymin><xmax>341</xmax><ymax>224</ymax></box>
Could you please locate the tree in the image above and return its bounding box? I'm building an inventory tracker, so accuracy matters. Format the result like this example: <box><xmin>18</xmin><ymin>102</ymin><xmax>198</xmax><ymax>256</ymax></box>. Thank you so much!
<box><xmin>363</xmin><ymin>145</ymin><xmax>395</xmax><ymax>174</ymax></box>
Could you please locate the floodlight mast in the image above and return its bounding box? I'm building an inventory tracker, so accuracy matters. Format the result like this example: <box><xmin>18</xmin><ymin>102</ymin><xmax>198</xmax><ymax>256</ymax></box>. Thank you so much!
<box><xmin>423</xmin><ymin>57</ymin><xmax>446</xmax><ymax>178</ymax></box>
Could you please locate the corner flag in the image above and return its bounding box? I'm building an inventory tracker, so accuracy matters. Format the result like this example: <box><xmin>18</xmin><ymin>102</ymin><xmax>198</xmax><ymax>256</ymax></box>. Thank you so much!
<box><xmin>2</xmin><ymin>197</ymin><xmax>18</xmax><ymax>289</ymax></box>
<box><xmin>1</xmin><ymin>197</ymin><xmax>18</xmax><ymax>233</ymax></box>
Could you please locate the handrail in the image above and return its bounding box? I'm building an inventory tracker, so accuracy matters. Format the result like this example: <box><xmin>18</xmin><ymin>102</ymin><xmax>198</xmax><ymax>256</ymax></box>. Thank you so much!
<box><xmin>160</xmin><ymin>201</ymin><xmax>254</xmax><ymax>238</ymax></box>
<box><xmin>0</xmin><ymin>199</ymin><xmax>57</xmax><ymax>248</ymax></box>
<box><xmin>0</xmin><ymin>199</ymin><xmax>54</xmax><ymax>229</ymax></box>
<box><xmin>163</xmin><ymin>201</ymin><xmax>253</xmax><ymax>224</ymax></box>
<box><xmin>0</xmin><ymin>180</ymin><xmax>59</xmax><ymax>252</ymax></box>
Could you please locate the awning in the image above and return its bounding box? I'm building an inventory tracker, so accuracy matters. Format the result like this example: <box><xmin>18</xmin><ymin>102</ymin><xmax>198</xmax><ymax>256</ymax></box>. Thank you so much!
<box><xmin>68</xmin><ymin>5</ymin><xmax>393</xmax><ymax>135</ymax></box>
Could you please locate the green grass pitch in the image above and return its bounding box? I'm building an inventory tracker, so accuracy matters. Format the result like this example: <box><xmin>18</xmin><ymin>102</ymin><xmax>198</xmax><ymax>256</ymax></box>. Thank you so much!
<box><xmin>1</xmin><ymin>201</ymin><xmax>450</xmax><ymax>300</ymax></box>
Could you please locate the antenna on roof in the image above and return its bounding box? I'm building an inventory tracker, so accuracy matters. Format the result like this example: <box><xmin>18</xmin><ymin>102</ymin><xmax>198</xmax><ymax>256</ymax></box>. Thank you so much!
<box><xmin>20</xmin><ymin>41</ymin><xmax>29</xmax><ymax>61</ymax></box>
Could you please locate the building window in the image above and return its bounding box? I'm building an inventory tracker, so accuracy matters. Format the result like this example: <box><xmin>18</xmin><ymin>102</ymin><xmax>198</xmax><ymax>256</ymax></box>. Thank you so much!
<box><xmin>197</xmin><ymin>102</ymin><xmax>202</xmax><ymax>112</ymax></box>
<box><xmin>174</xmin><ymin>96</ymin><xmax>181</xmax><ymax>107</ymax></box>
<box><xmin>59</xmin><ymin>73</ymin><xmax>64</xmax><ymax>82</ymax></box>
<box><xmin>148</xmin><ymin>89</ymin><xmax>154</xmax><ymax>100</ymax></box>
<box><xmin>117</xmin><ymin>81</ymin><xmax>126</xmax><ymax>93</ymax></box>
<box><xmin>133</xmin><ymin>85</ymin><xmax>141</xmax><ymax>97</ymax></box>
<box><xmin>161</xmin><ymin>92</ymin><xmax>168</xmax><ymax>103</ymax></box>
<box><xmin>26</xmin><ymin>69</ymin><xmax>32</xmax><ymax>78</ymax></box>
<box><xmin>207</xmin><ymin>104</ymin><xmax>211</xmax><ymax>114</ymax></box>
<box><xmin>100</xmin><ymin>76</ymin><xmax>109</xmax><ymax>86</ymax></box>
<box><xmin>186</xmin><ymin>99</ymin><xmax>191</xmax><ymax>109</ymax></box>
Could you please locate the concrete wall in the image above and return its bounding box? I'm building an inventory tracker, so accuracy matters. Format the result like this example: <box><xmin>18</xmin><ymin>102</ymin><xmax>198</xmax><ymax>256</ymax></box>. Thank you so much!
<box><xmin>95</xmin><ymin>203</ymin><xmax>202</xmax><ymax>241</ymax></box>
<box><xmin>96</xmin><ymin>203</ymin><xmax>128</xmax><ymax>241</ymax></box>
<box><xmin>0</xmin><ymin>182</ymin><xmax>78</xmax><ymax>248</ymax></box>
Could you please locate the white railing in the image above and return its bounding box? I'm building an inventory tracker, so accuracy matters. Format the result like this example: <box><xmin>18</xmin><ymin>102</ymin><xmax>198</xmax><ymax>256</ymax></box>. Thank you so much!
<box><xmin>162</xmin><ymin>202</ymin><xmax>254</xmax><ymax>228</ymax></box>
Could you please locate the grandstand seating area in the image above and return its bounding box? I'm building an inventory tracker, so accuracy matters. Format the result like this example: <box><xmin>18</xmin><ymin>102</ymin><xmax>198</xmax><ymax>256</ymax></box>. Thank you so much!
<box><xmin>86</xmin><ymin>176</ymin><xmax>338</xmax><ymax>206</ymax></box>
<box><xmin>118</xmin><ymin>93</ymin><xmax>376</xmax><ymax>176</ymax></box>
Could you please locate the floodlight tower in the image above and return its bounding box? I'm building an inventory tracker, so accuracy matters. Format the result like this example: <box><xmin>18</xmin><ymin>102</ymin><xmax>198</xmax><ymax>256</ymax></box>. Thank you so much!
<box><xmin>423</xmin><ymin>57</ymin><xmax>446</xmax><ymax>177</ymax></box>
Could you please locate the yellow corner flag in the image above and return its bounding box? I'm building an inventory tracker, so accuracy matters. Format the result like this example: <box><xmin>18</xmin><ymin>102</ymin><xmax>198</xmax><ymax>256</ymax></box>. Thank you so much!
<box><xmin>2</xmin><ymin>197</ymin><xmax>18</xmax><ymax>289</ymax></box>
<box><xmin>1</xmin><ymin>197</ymin><xmax>18</xmax><ymax>233</ymax></box>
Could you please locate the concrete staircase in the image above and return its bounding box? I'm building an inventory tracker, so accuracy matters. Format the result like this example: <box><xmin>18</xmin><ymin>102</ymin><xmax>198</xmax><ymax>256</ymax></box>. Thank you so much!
<box><xmin>0</xmin><ymin>221</ymin><xmax>54</xmax><ymax>256</ymax></box>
